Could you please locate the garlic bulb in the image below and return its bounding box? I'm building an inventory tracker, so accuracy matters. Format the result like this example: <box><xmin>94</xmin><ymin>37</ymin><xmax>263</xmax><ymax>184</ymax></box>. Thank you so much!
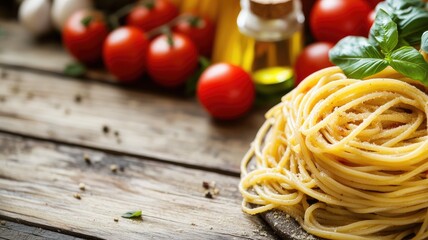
<box><xmin>18</xmin><ymin>0</ymin><xmax>51</xmax><ymax>36</ymax></box>
<box><xmin>51</xmin><ymin>0</ymin><xmax>93</xmax><ymax>31</ymax></box>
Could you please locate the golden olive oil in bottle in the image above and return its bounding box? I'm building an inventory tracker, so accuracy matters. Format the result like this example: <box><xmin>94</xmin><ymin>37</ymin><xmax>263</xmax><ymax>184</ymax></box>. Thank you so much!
<box><xmin>214</xmin><ymin>0</ymin><xmax>304</xmax><ymax>103</ymax></box>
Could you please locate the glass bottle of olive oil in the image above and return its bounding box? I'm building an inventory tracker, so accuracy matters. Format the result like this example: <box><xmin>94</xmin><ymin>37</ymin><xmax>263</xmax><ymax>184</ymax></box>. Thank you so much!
<box><xmin>214</xmin><ymin>0</ymin><xmax>304</xmax><ymax>102</ymax></box>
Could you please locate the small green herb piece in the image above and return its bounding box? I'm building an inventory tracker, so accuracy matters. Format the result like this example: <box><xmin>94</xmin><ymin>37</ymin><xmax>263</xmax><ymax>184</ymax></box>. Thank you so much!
<box><xmin>81</xmin><ymin>16</ymin><xmax>93</xmax><ymax>27</ymax></box>
<box><xmin>121</xmin><ymin>210</ymin><xmax>142</xmax><ymax>219</ymax></box>
<box><xmin>370</xmin><ymin>9</ymin><xmax>398</xmax><ymax>53</ymax></box>
<box><xmin>185</xmin><ymin>56</ymin><xmax>211</xmax><ymax>95</ymax></box>
<box><xmin>329</xmin><ymin>37</ymin><xmax>388</xmax><ymax>79</ymax></box>
<box><xmin>64</xmin><ymin>63</ymin><xmax>87</xmax><ymax>77</ymax></box>
<box><xmin>389</xmin><ymin>46</ymin><xmax>428</xmax><ymax>83</ymax></box>
<box><xmin>422</xmin><ymin>31</ymin><xmax>428</xmax><ymax>52</ymax></box>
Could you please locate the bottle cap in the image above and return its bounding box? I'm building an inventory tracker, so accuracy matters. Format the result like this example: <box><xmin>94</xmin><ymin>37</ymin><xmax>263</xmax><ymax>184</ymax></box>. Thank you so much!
<box><xmin>250</xmin><ymin>0</ymin><xmax>294</xmax><ymax>19</ymax></box>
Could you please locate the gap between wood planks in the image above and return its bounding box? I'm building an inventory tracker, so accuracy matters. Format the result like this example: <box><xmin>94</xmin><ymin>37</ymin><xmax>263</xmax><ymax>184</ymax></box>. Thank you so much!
<box><xmin>0</xmin><ymin>218</ymin><xmax>91</xmax><ymax>240</ymax></box>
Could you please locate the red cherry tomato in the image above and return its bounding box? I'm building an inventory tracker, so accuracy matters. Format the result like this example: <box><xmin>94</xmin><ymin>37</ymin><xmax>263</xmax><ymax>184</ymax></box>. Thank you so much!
<box><xmin>365</xmin><ymin>0</ymin><xmax>383</xmax><ymax>8</ymax></box>
<box><xmin>310</xmin><ymin>0</ymin><xmax>372</xmax><ymax>43</ymax></box>
<box><xmin>126</xmin><ymin>0</ymin><xmax>179</xmax><ymax>32</ymax></box>
<box><xmin>367</xmin><ymin>10</ymin><xmax>376</xmax><ymax>33</ymax></box>
<box><xmin>294</xmin><ymin>42</ymin><xmax>334</xmax><ymax>85</ymax></box>
<box><xmin>197</xmin><ymin>63</ymin><xmax>255</xmax><ymax>120</ymax></box>
<box><xmin>63</xmin><ymin>10</ymin><xmax>109</xmax><ymax>64</ymax></box>
<box><xmin>173</xmin><ymin>14</ymin><xmax>215</xmax><ymax>57</ymax></box>
<box><xmin>103</xmin><ymin>27</ymin><xmax>149</xmax><ymax>82</ymax></box>
<box><xmin>147</xmin><ymin>33</ymin><xmax>198</xmax><ymax>87</ymax></box>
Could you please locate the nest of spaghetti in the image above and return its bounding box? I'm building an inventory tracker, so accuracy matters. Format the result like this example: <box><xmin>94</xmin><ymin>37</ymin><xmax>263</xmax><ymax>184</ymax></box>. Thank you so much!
<box><xmin>240</xmin><ymin>67</ymin><xmax>428</xmax><ymax>240</ymax></box>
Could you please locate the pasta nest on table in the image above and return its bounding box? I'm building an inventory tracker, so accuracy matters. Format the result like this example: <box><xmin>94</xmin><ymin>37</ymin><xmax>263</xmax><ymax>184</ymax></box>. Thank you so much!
<box><xmin>240</xmin><ymin>66</ymin><xmax>428</xmax><ymax>240</ymax></box>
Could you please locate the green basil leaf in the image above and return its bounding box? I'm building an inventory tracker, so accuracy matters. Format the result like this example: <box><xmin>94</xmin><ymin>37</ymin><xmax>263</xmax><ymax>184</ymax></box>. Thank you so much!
<box><xmin>396</xmin><ymin>37</ymin><xmax>411</xmax><ymax>48</ymax></box>
<box><xmin>64</xmin><ymin>62</ymin><xmax>87</xmax><ymax>77</ymax></box>
<box><xmin>421</xmin><ymin>31</ymin><xmax>428</xmax><ymax>52</ymax></box>
<box><xmin>121</xmin><ymin>210</ymin><xmax>142</xmax><ymax>219</ymax></box>
<box><xmin>395</xmin><ymin>7</ymin><xmax>428</xmax><ymax>45</ymax></box>
<box><xmin>389</xmin><ymin>46</ymin><xmax>428</xmax><ymax>83</ymax></box>
<box><xmin>370</xmin><ymin>9</ymin><xmax>398</xmax><ymax>53</ymax></box>
<box><xmin>329</xmin><ymin>37</ymin><xmax>388</xmax><ymax>79</ymax></box>
<box><xmin>386</xmin><ymin>0</ymin><xmax>425</xmax><ymax>9</ymax></box>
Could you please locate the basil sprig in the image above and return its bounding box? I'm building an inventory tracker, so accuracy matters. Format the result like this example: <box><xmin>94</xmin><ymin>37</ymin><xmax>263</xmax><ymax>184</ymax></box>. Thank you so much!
<box><xmin>330</xmin><ymin>0</ymin><xmax>428</xmax><ymax>85</ymax></box>
<box><xmin>378</xmin><ymin>0</ymin><xmax>428</xmax><ymax>45</ymax></box>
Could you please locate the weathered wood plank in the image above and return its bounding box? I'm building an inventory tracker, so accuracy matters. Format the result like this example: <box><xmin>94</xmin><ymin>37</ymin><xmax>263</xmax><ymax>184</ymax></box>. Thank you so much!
<box><xmin>0</xmin><ymin>133</ymin><xmax>274</xmax><ymax>239</ymax></box>
<box><xmin>0</xmin><ymin>67</ymin><xmax>264</xmax><ymax>174</ymax></box>
<box><xmin>0</xmin><ymin>220</ymin><xmax>84</xmax><ymax>240</ymax></box>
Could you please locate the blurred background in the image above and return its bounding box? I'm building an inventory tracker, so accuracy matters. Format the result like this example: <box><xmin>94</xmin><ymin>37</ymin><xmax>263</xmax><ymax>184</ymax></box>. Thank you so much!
<box><xmin>0</xmin><ymin>0</ymin><xmax>382</xmax><ymax>119</ymax></box>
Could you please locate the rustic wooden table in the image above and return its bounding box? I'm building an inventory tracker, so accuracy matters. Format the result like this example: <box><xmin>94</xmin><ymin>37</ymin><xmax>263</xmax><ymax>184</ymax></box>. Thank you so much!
<box><xmin>0</xmin><ymin>18</ymin><xmax>280</xmax><ymax>239</ymax></box>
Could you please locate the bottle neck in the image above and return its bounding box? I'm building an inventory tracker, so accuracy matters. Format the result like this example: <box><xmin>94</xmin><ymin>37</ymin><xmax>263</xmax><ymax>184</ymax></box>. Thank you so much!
<box><xmin>237</xmin><ymin>0</ymin><xmax>304</xmax><ymax>42</ymax></box>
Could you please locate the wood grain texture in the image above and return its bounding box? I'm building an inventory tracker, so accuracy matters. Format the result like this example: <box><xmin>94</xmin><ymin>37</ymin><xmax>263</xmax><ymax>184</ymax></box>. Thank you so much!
<box><xmin>0</xmin><ymin>133</ymin><xmax>275</xmax><ymax>239</ymax></box>
<box><xmin>0</xmin><ymin>67</ymin><xmax>265</xmax><ymax>174</ymax></box>
<box><xmin>0</xmin><ymin>220</ymin><xmax>84</xmax><ymax>240</ymax></box>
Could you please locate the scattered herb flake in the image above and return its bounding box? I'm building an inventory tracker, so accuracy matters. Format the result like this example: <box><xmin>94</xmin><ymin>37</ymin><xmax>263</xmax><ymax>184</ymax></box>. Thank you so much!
<box><xmin>204</xmin><ymin>190</ymin><xmax>213</xmax><ymax>199</ymax></box>
<box><xmin>74</xmin><ymin>94</ymin><xmax>82</xmax><ymax>103</ymax></box>
<box><xmin>64</xmin><ymin>63</ymin><xmax>87</xmax><ymax>77</ymax></box>
<box><xmin>79</xmin><ymin>183</ymin><xmax>86</xmax><ymax>191</ymax></box>
<box><xmin>121</xmin><ymin>210</ymin><xmax>142</xmax><ymax>219</ymax></box>
<box><xmin>110</xmin><ymin>164</ymin><xmax>118</xmax><ymax>173</ymax></box>
<box><xmin>73</xmin><ymin>193</ymin><xmax>81</xmax><ymax>200</ymax></box>
<box><xmin>83</xmin><ymin>154</ymin><xmax>92</xmax><ymax>165</ymax></box>
<box><xmin>202</xmin><ymin>181</ymin><xmax>210</xmax><ymax>189</ymax></box>
<box><xmin>102</xmin><ymin>125</ymin><xmax>110</xmax><ymax>134</ymax></box>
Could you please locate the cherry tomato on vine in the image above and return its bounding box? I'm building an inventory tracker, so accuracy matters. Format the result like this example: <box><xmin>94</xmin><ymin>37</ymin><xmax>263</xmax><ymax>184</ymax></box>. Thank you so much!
<box><xmin>126</xmin><ymin>0</ymin><xmax>179</xmax><ymax>32</ymax></box>
<box><xmin>197</xmin><ymin>63</ymin><xmax>255</xmax><ymax>120</ymax></box>
<box><xmin>294</xmin><ymin>42</ymin><xmax>334</xmax><ymax>85</ymax></box>
<box><xmin>147</xmin><ymin>32</ymin><xmax>198</xmax><ymax>87</ymax></box>
<box><xmin>103</xmin><ymin>27</ymin><xmax>149</xmax><ymax>82</ymax></box>
<box><xmin>173</xmin><ymin>14</ymin><xmax>215</xmax><ymax>57</ymax></box>
<box><xmin>63</xmin><ymin>10</ymin><xmax>109</xmax><ymax>64</ymax></box>
<box><xmin>310</xmin><ymin>0</ymin><xmax>371</xmax><ymax>43</ymax></box>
